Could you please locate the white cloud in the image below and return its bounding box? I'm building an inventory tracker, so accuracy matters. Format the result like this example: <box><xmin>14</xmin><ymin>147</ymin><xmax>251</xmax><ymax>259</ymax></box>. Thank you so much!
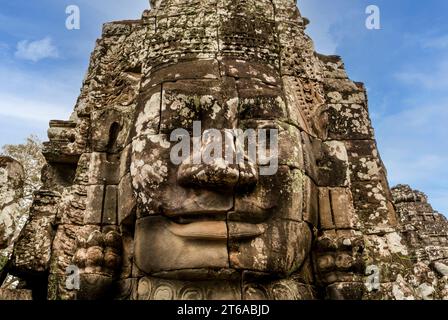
<box><xmin>384</xmin><ymin>30</ymin><xmax>448</xmax><ymax>53</ymax></box>
<box><xmin>395</xmin><ymin>59</ymin><xmax>448</xmax><ymax>90</ymax></box>
<box><xmin>427</xmin><ymin>189</ymin><xmax>448</xmax><ymax>215</ymax></box>
<box><xmin>421</xmin><ymin>35</ymin><xmax>448</xmax><ymax>49</ymax></box>
<box><xmin>0</xmin><ymin>64</ymin><xmax>78</xmax><ymax>124</ymax></box>
<box><xmin>15</xmin><ymin>37</ymin><xmax>59</xmax><ymax>62</ymax></box>
<box><xmin>300</xmin><ymin>1</ymin><xmax>340</xmax><ymax>54</ymax></box>
<box><xmin>299</xmin><ymin>0</ymin><xmax>360</xmax><ymax>55</ymax></box>
<box><xmin>0</xmin><ymin>42</ymin><xmax>9</xmax><ymax>58</ymax></box>
<box><xmin>0</xmin><ymin>42</ymin><xmax>9</xmax><ymax>51</ymax></box>
<box><xmin>74</xmin><ymin>0</ymin><xmax>149</xmax><ymax>20</ymax></box>
<box><xmin>376</xmin><ymin>100</ymin><xmax>448</xmax><ymax>215</ymax></box>
<box><xmin>0</xmin><ymin>93</ymin><xmax>68</xmax><ymax>123</ymax></box>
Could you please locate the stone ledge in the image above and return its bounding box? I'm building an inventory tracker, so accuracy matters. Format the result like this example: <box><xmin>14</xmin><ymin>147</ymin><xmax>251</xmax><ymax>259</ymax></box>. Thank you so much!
<box><xmin>0</xmin><ymin>289</ymin><xmax>32</xmax><ymax>300</ymax></box>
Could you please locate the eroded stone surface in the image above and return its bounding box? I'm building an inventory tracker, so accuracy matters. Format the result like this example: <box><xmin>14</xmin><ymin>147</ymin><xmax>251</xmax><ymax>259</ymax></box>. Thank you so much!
<box><xmin>0</xmin><ymin>288</ymin><xmax>32</xmax><ymax>300</ymax></box>
<box><xmin>0</xmin><ymin>157</ymin><xmax>24</xmax><ymax>251</ymax></box>
<box><xmin>5</xmin><ymin>0</ymin><xmax>448</xmax><ymax>300</ymax></box>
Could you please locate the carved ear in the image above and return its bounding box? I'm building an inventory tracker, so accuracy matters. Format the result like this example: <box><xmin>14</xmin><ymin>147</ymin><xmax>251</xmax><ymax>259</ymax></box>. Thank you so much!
<box><xmin>311</xmin><ymin>104</ymin><xmax>329</xmax><ymax>141</ymax></box>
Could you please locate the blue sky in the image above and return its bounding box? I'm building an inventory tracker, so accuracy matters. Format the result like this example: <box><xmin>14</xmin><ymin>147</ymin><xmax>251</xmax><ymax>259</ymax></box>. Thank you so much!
<box><xmin>0</xmin><ymin>0</ymin><xmax>447</xmax><ymax>215</ymax></box>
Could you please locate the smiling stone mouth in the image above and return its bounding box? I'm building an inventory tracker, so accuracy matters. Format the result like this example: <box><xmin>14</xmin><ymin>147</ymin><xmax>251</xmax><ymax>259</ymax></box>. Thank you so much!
<box><xmin>167</xmin><ymin>220</ymin><xmax>266</xmax><ymax>240</ymax></box>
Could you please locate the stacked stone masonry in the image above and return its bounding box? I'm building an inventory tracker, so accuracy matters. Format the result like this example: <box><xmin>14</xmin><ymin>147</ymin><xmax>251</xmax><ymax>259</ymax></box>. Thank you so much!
<box><xmin>1</xmin><ymin>0</ymin><xmax>447</xmax><ymax>300</ymax></box>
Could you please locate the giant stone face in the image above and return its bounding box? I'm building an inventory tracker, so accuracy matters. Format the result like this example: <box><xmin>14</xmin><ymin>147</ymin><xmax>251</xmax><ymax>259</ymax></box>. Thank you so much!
<box><xmin>122</xmin><ymin>0</ymin><xmax>321</xmax><ymax>287</ymax></box>
<box><xmin>9</xmin><ymin>0</ymin><xmax>394</xmax><ymax>301</ymax></box>
<box><xmin>130</xmin><ymin>72</ymin><xmax>314</xmax><ymax>279</ymax></box>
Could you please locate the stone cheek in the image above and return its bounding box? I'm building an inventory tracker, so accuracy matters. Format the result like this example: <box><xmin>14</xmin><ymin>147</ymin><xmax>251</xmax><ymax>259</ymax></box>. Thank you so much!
<box><xmin>229</xmin><ymin>220</ymin><xmax>312</xmax><ymax>276</ymax></box>
<box><xmin>233</xmin><ymin>166</ymin><xmax>305</xmax><ymax>223</ymax></box>
<box><xmin>133</xmin><ymin>88</ymin><xmax>161</xmax><ymax>137</ymax></box>
<box><xmin>239</xmin><ymin>120</ymin><xmax>304</xmax><ymax>169</ymax></box>
<box><xmin>131</xmin><ymin>138</ymin><xmax>235</xmax><ymax>217</ymax></box>
<box><xmin>130</xmin><ymin>134</ymin><xmax>171</xmax><ymax>214</ymax></box>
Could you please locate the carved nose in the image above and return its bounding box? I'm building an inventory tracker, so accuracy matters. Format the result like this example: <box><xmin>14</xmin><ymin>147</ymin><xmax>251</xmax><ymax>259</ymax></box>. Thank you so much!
<box><xmin>177</xmin><ymin>130</ymin><xmax>258</xmax><ymax>189</ymax></box>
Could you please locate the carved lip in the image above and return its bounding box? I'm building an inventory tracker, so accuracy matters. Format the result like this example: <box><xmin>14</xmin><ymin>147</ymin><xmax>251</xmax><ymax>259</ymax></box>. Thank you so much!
<box><xmin>167</xmin><ymin>221</ymin><xmax>265</xmax><ymax>240</ymax></box>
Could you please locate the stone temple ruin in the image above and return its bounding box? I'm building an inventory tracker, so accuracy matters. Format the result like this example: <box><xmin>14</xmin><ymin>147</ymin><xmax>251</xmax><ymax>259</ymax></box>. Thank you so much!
<box><xmin>0</xmin><ymin>157</ymin><xmax>24</xmax><ymax>252</ymax></box>
<box><xmin>0</xmin><ymin>0</ymin><xmax>447</xmax><ymax>300</ymax></box>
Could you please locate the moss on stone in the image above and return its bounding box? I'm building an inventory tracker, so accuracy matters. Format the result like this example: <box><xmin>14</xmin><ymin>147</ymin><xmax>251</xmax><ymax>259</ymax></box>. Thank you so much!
<box><xmin>0</xmin><ymin>255</ymin><xmax>8</xmax><ymax>270</ymax></box>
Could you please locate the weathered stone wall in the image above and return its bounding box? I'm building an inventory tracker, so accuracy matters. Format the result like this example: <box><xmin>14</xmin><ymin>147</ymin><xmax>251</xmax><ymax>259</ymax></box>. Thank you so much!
<box><xmin>5</xmin><ymin>0</ymin><xmax>448</xmax><ymax>300</ymax></box>
<box><xmin>0</xmin><ymin>288</ymin><xmax>32</xmax><ymax>300</ymax></box>
<box><xmin>391</xmin><ymin>185</ymin><xmax>448</xmax><ymax>299</ymax></box>
<box><xmin>0</xmin><ymin>156</ymin><xmax>27</xmax><ymax>297</ymax></box>
<box><xmin>10</xmin><ymin>18</ymin><xmax>146</xmax><ymax>299</ymax></box>
<box><xmin>0</xmin><ymin>157</ymin><xmax>24</xmax><ymax>252</ymax></box>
